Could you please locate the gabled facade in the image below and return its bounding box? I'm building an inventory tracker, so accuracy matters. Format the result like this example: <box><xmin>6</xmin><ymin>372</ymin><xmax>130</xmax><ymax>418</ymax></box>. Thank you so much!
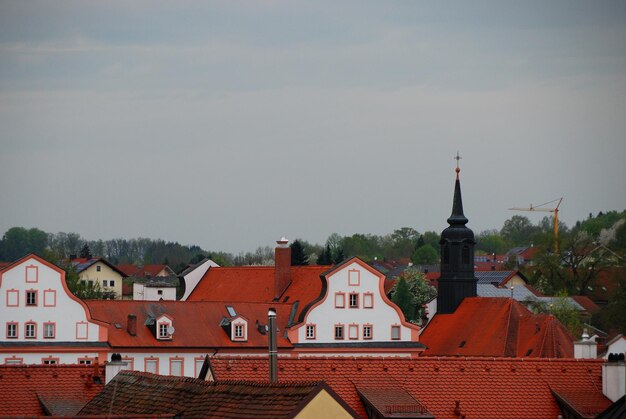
<box><xmin>72</xmin><ymin>258</ymin><xmax>127</xmax><ymax>300</ymax></box>
<box><xmin>0</xmin><ymin>254</ymin><xmax>108</xmax><ymax>365</ymax></box>
<box><xmin>288</xmin><ymin>258</ymin><xmax>423</xmax><ymax>356</ymax></box>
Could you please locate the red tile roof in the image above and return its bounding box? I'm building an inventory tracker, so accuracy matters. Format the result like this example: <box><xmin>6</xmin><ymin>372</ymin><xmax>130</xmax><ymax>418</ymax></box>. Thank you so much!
<box><xmin>79</xmin><ymin>371</ymin><xmax>357</xmax><ymax>418</ymax></box>
<box><xmin>571</xmin><ymin>296</ymin><xmax>601</xmax><ymax>315</ymax></box>
<box><xmin>187</xmin><ymin>265</ymin><xmax>329</xmax><ymax>319</ymax></box>
<box><xmin>209</xmin><ymin>356</ymin><xmax>611</xmax><ymax>419</ymax></box>
<box><xmin>117</xmin><ymin>264</ymin><xmax>171</xmax><ymax>277</ymax></box>
<box><xmin>420</xmin><ymin>297</ymin><xmax>574</xmax><ymax>358</ymax></box>
<box><xmin>85</xmin><ymin>300</ymin><xmax>293</xmax><ymax>349</ymax></box>
<box><xmin>0</xmin><ymin>364</ymin><xmax>105</xmax><ymax>416</ymax></box>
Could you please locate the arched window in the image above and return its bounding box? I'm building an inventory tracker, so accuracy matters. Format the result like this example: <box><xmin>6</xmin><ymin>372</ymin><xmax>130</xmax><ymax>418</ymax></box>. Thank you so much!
<box><xmin>462</xmin><ymin>245</ymin><xmax>470</xmax><ymax>265</ymax></box>
<box><xmin>442</xmin><ymin>244</ymin><xmax>450</xmax><ymax>265</ymax></box>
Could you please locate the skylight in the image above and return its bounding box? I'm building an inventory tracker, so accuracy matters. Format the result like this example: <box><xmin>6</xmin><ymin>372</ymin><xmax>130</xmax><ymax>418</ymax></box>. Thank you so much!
<box><xmin>226</xmin><ymin>305</ymin><xmax>237</xmax><ymax>317</ymax></box>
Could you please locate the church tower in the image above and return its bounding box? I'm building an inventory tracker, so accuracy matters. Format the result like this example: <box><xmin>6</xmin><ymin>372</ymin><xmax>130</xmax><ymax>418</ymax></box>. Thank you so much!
<box><xmin>437</xmin><ymin>154</ymin><xmax>477</xmax><ymax>314</ymax></box>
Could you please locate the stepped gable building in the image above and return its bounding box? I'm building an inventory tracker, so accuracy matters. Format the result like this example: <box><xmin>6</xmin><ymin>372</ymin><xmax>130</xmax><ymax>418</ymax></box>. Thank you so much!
<box><xmin>437</xmin><ymin>159</ymin><xmax>477</xmax><ymax>314</ymax></box>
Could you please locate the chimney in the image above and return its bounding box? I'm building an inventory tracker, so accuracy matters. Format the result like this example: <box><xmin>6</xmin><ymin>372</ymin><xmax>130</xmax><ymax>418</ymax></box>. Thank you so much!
<box><xmin>268</xmin><ymin>308</ymin><xmax>278</xmax><ymax>383</ymax></box>
<box><xmin>574</xmin><ymin>329</ymin><xmax>598</xmax><ymax>359</ymax></box>
<box><xmin>602</xmin><ymin>353</ymin><xmax>625</xmax><ymax>402</ymax></box>
<box><xmin>127</xmin><ymin>314</ymin><xmax>137</xmax><ymax>336</ymax></box>
<box><xmin>105</xmin><ymin>353</ymin><xmax>129</xmax><ymax>384</ymax></box>
<box><xmin>274</xmin><ymin>238</ymin><xmax>291</xmax><ymax>300</ymax></box>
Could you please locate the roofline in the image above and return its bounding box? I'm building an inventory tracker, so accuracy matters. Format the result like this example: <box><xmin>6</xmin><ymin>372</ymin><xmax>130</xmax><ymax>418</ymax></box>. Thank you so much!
<box><xmin>77</xmin><ymin>258</ymin><xmax>128</xmax><ymax>277</ymax></box>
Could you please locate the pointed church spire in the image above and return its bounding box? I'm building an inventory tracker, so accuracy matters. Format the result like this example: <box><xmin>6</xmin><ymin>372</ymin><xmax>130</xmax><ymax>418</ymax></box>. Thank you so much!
<box><xmin>448</xmin><ymin>152</ymin><xmax>468</xmax><ymax>226</ymax></box>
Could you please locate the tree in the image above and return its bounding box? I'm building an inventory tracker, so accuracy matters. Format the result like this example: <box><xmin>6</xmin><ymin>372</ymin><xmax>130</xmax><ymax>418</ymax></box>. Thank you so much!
<box><xmin>411</xmin><ymin>244</ymin><xmax>438</xmax><ymax>265</ymax></box>
<box><xmin>476</xmin><ymin>229</ymin><xmax>507</xmax><ymax>255</ymax></box>
<box><xmin>0</xmin><ymin>227</ymin><xmax>48</xmax><ymax>261</ymax></box>
<box><xmin>523</xmin><ymin>293</ymin><xmax>582</xmax><ymax>336</ymax></box>
<box><xmin>391</xmin><ymin>268</ymin><xmax>437</xmax><ymax>324</ymax></box>
<box><xmin>62</xmin><ymin>263</ymin><xmax>103</xmax><ymax>300</ymax></box>
<box><xmin>391</xmin><ymin>277</ymin><xmax>413</xmax><ymax>321</ymax></box>
<box><xmin>290</xmin><ymin>240</ymin><xmax>309</xmax><ymax>266</ymax></box>
<box><xmin>79</xmin><ymin>244</ymin><xmax>92</xmax><ymax>259</ymax></box>
<box><xmin>500</xmin><ymin>215</ymin><xmax>540</xmax><ymax>247</ymax></box>
<box><xmin>316</xmin><ymin>244</ymin><xmax>333</xmax><ymax>265</ymax></box>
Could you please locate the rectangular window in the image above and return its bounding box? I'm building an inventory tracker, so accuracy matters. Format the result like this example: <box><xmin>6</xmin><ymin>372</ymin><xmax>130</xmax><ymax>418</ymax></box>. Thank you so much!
<box><xmin>102</xmin><ymin>280</ymin><xmax>108</xmax><ymax>287</ymax></box>
<box><xmin>306</xmin><ymin>324</ymin><xmax>316</xmax><ymax>339</ymax></box>
<box><xmin>43</xmin><ymin>290</ymin><xmax>56</xmax><ymax>307</ymax></box>
<box><xmin>26</xmin><ymin>265</ymin><xmax>38</xmax><ymax>283</ymax></box>
<box><xmin>5</xmin><ymin>358</ymin><xmax>23</xmax><ymax>365</ymax></box>
<box><xmin>363</xmin><ymin>325</ymin><xmax>373</xmax><ymax>339</ymax></box>
<box><xmin>391</xmin><ymin>325</ymin><xmax>401</xmax><ymax>340</ymax></box>
<box><xmin>348</xmin><ymin>269</ymin><xmax>360</xmax><ymax>286</ymax></box>
<box><xmin>195</xmin><ymin>358</ymin><xmax>205</xmax><ymax>378</ymax></box>
<box><xmin>145</xmin><ymin>358</ymin><xmax>158</xmax><ymax>374</ymax></box>
<box><xmin>6</xmin><ymin>290</ymin><xmax>19</xmax><ymax>307</ymax></box>
<box><xmin>7</xmin><ymin>323</ymin><xmax>18</xmax><ymax>339</ymax></box>
<box><xmin>334</xmin><ymin>325</ymin><xmax>344</xmax><ymax>340</ymax></box>
<box><xmin>363</xmin><ymin>293</ymin><xmax>374</xmax><ymax>308</ymax></box>
<box><xmin>79</xmin><ymin>358</ymin><xmax>94</xmax><ymax>365</ymax></box>
<box><xmin>349</xmin><ymin>324</ymin><xmax>358</xmax><ymax>340</ymax></box>
<box><xmin>349</xmin><ymin>293</ymin><xmax>359</xmax><ymax>308</ymax></box>
<box><xmin>334</xmin><ymin>292</ymin><xmax>345</xmax><ymax>308</ymax></box>
<box><xmin>96</xmin><ymin>265</ymin><xmax>101</xmax><ymax>272</ymax></box>
<box><xmin>234</xmin><ymin>324</ymin><xmax>244</xmax><ymax>339</ymax></box>
<box><xmin>26</xmin><ymin>290</ymin><xmax>37</xmax><ymax>306</ymax></box>
<box><xmin>170</xmin><ymin>359</ymin><xmax>183</xmax><ymax>377</ymax></box>
<box><xmin>109</xmin><ymin>280</ymin><xmax>115</xmax><ymax>287</ymax></box>
<box><xmin>157</xmin><ymin>290</ymin><xmax>163</xmax><ymax>295</ymax></box>
<box><xmin>122</xmin><ymin>357</ymin><xmax>135</xmax><ymax>371</ymax></box>
<box><xmin>42</xmin><ymin>358</ymin><xmax>58</xmax><ymax>365</ymax></box>
<box><xmin>159</xmin><ymin>323</ymin><xmax>170</xmax><ymax>339</ymax></box>
<box><xmin>25</xmin><ymin>322</ymin><xmax>36</xmax><ymax>339</ymax></box>
<box><xmin>44</xmin><ymin>322</ymin><xmax>55</xmax><ymax>339</ymax></box>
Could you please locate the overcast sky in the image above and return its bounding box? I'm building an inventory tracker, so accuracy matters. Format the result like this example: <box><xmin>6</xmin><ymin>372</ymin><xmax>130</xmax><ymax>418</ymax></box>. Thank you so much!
<box><xmin>1</xmin><ymin>1</ymin><xmax>625</xmax><ymax>254</ymax></box>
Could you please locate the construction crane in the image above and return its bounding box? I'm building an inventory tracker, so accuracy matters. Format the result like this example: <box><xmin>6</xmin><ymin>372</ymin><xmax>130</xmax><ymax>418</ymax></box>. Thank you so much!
<box><xmin>509</xmin><ymin>198</ymin><xmax>563</xmax><ymax>253</ymax></box>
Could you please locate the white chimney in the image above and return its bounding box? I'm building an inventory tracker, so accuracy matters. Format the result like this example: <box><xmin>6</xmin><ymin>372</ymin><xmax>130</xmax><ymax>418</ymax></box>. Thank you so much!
<box><xmin>106</xmin><ymin>353</ymin><xmax>130</xmax><ymax>384</ymax></box>
<box><xmin>602</xmin><ymin>353</ymin><xmax>625</xmax><ymax>402</ymax></box>
<box><xmin>574</xmin><ymin>329</ymin><xmax>598</xmax><ymax>359</ymax></box>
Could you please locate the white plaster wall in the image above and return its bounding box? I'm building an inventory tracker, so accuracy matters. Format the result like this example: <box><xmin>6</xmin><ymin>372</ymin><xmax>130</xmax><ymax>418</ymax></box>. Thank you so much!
<box><xmin>1</xmin><ymin>257</ymin><xmax>104</xmax><ymax>342</ymax></box>
<box><xmin>604</xmin><ymin>337</ymin><xmax>626</xmax><ymax>359</ymax></box>
<box><xmin>297</xmin><ymin>262</ymin><xmax>413</xmax><ymax>343</ymax></box>
<box><xmin>115</xmin><ymin>352</ymin><xmax>211</xmax><ymax>378</ymax></box>
<box><xmin>145</xmin><ymin>287</ymin><xmax>176</xmax><ymax>301</ymax></box>
<box><xmin>2</xmin><ymin>351</ymin><xmax>104</xmax><ymax>365</ymax></box>
<box><xmin>181</xmin><ymin>259</ymin><xmax>219</xmax><ymax>301</ymax></box>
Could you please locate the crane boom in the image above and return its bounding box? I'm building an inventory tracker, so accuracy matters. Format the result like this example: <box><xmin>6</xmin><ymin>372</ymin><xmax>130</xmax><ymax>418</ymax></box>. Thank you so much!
<box><xmin>509</xmin><ymin>198</ymin><xmax>563</xmax><ymax>253</ymax></box>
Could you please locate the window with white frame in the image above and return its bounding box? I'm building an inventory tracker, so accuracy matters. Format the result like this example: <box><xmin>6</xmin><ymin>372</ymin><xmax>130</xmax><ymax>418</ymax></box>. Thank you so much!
<box><xmin>159</xmin><ymin>323</ymin><xmax>170</xmax><ymax>339</ymax></box>
<box><xmin>26</xmin><ymin>290</ymin><xmax>37</xmax><ymax>306</ymax></box>
<box><xmin>6</xmin><ymin>323</ymin><xmax>18</xmax><ymax>339</ymax></box>
<box><xmin>306</xmin><ymin>324</ymin><xmax>316</xmax><ymax>339</ymax></box>
<box><xmin>349</xmin><ymin>293</ymin><xmax>359</xmax><ymax>308</ymax></box>
<box><xmin>391</xmin><ymin>325</ymin><xmax>401</xmax><ymax>340</ymax></box>
<box><xmin>43</xmin><ymin>358</ymin><xmax>58</xmax><ymax>365</ymax></box>
<box><xmin>233</xmin><ymin>323</ymin><xmax>245</xmax><ymax>340</ymax></box>
<box><xmin>363</xmin><ymin>324</ymin><xmax>373</xmax><ymax>339</ymax></box>
<box><xmin>334</xmin><ymin>325</ymin><xmax>344</xmax><ymax>340</ymax></box>
<box><xmin>363</xmin><ymin>293</ymin><xmax>374</xmax><ymax>308</ymax></box>
<box><xmin>5</xmin><ymin>358</ymin><xmax>23</xmax><ymax>365</ymax></box>
<box><xmin>43</xmin><ymin>322</ymin><xmax>55</xmax><ymax>339</ymax></box>
<box><xmin>170</xmin><ymin>359</ymin><xmax>183</xmax><ymax>376</ymax></box>
<box><xmin>145</xmin><ymin>359</ymin><xmax>158</xmax><ymax>373</ymax></box>
<box><xmin>334</xmin><ymin>292</ymin><xmax>345</xmax><ymax>308</ymax></box>
<box><xmin>79</xmin><ymin>358</ymin><xmax>93</xmax><ymax>365</ymax></box>
<box><xmin>25</xmin><ymin>322</ymin><xmax>36</xmax><ymax>338</ymax></box>
<box><xmin>349</xmin><ymin>324</ymin><xmax>358</xmax><ymax>340</ymax></box>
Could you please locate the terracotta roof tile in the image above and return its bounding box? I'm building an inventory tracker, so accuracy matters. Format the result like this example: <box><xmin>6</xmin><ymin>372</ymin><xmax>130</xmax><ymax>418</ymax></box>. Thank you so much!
<box><xmin>0</xmin><ymin>364</ymin><xmax>105</xmax><ymax>416</ymax></box>
<box><xmin>209</xmin><ymin>357</ymin><xmax>610</xmax><ymax>419</ymax></box>
<box><xmin>85</xmin><ymin>300</ymin><xmax>293</xmax><ymax>349</ymax></box>
<box><xmin>79</xmin><ymin>371</ymin><xmax>354</xmax><ymax>418</ymax></box>
<box><xmin>420</xmin><ymin>297</ymin><xmax>574</xmax><ymax>358</ymax></box>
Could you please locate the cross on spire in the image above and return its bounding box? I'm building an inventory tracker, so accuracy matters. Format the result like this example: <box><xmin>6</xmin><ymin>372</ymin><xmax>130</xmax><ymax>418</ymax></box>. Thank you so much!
<box><xmin>454</xmin><ymin>152</ymin><xmax>462</xmax><ymax>178</ymax></box>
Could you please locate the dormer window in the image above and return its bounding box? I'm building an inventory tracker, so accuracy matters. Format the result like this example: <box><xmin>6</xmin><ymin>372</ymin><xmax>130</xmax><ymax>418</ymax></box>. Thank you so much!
<box><xmin>156</xmin><ymin>315</ymin><xmax>174</xmax><ymax>340</ymax></box>
<box><xmin>234</xmin><ymin>324</ymin><xmax>244</xmax><ymax>338</ymax></box>
<box><xmin>231</xmin><ymin>319</ymin><xmax>247</xmax><ymax>341</ymax></box>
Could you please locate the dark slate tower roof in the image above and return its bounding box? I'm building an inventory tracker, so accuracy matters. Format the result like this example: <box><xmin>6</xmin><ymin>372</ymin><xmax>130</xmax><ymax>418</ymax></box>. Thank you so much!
<box><xmin>437</xmin><ymin>156</ymin><xmax>477</xmax><ymax>314</ymax></box>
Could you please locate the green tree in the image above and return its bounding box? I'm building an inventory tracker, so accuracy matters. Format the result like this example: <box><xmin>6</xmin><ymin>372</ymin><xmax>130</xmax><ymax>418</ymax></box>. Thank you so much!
<box><xmin>290</xmin><ymin>240</ymin><xmax>309</xmax><ymax>266</ymax></box>
<box><xmin>523</xmin><ymin>293</ymin><xmax>581</xmax><ymax>336</ymax></box>
<box><xmin>391</xmin><ymin>277</ymin><xmax>413</xmax><ymax>321</ymax></box>
<box><xmin>316</xmin><ymin>244</ymin><xmax>333</xmax><ymax>265</ymax></box>
<box><xmin>500</xmin><ymin>215</ymin><xmax>540</xmax><ymax>247</ymax></box>
<box><xmin>0</xmin><ymin>227</ymin><xmax>48</xmax><ymax>261</ymax></box>
<box><xmin>79</xmin><ymin>244</ymin><xmax>92</xmax><ymax>259</ymax></box>
<box><xmin>411</xmin><ymin>244</ymin><xmax>438</xmax><ymax>265</ymax></box>
<box><xmin>476</xmin><ymin>229</ymin><xmax>507</xmax><ymax>254</ymax></box>
<box><xmin>63</xmin><ymin>263</ymin><xmax>103</xmax><ymax>299</ymax></box>
<box><xmin>391</xmin><ymin>268</ymin><xmax>437</xmax><ymax>324</ymax></box>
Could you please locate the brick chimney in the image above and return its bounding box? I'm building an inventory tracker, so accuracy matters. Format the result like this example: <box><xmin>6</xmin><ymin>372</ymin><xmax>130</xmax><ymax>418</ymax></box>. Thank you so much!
<box><xmin>127</xmin><ymin>314</ymin><xmax>137</xmax><ymax>336</ymax></box>
<box><xmin>274</xmin><ymin>237</ymin><xmax>291</xmax><ymax>300</ymax></box>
